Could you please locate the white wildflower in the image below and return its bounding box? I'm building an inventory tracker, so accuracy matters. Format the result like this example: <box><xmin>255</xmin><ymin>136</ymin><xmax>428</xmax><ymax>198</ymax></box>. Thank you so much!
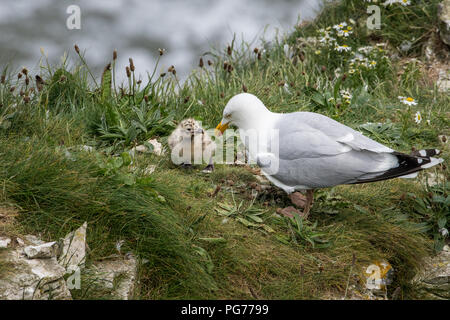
<box><xmin>338</xmin><ymin>29</ymin><xmax>353</xmax><ymax>37</ymax></box>
<box><xmin>335</xmin><ymin>44</ymin><xmax>352</xmax><ymax>52</ymax></box>
<box><xmin>340</xmin><ymin>89</ymin><xmax>352</xmax><ymax>101</ymax></box>
<box><xmin>414</xmin><ymin>111</ymin><xmax>422</xmax><ymax>124</ymax></box>
<box><xmin>383</xmin><ymin>0</ymin><xmax>398</xmax><ymax>6</ymax></box>
<box><xmin>333</xmin><ymin>22</ymin><xmax>347</xmax><ymax>30</ymax></box>
<box><xmin>398</xmin><ymin>96</ymin><xmax>418</xmax><ymax>106</ymax></box>
<box><xmin>358</xmin><ymin>46</ymin><xmax>374</xmax><ymax>54</ymax></box>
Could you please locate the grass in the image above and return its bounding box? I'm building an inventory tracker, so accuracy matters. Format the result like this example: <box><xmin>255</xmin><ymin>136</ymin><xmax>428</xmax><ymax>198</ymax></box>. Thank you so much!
<box><xmin>0</xmin><ymin>0</ymin><xmax>448</xmax><ymax>299</ymax></box>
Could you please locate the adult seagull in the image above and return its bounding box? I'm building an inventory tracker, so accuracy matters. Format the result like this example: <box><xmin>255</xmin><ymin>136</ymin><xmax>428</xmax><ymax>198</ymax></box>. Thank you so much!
<box><xmin>215</xmin><ymin>93</ymin><xmax>443</xmax><ymax>218</ymax></box>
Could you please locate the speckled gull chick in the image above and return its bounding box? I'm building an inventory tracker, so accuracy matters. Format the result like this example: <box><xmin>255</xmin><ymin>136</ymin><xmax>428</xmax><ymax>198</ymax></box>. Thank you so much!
<box><xmin>216</xmin><ymin>93</ymin><xmax>443</xmax><ymax>218</ymax></box>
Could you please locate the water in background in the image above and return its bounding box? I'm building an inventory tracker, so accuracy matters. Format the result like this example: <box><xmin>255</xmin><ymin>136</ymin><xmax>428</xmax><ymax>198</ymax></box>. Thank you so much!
<box><xmin>0</xmin><ymin>0</ymin><xmax>322</xmax><ymax>82</ymax></box>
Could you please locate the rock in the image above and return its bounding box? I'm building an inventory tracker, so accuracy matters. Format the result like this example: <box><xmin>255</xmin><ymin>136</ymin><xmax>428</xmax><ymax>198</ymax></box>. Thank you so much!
<box><xmin>15</xmin><ymin>237</ymin><xmax>24</xmax><ymax>246</ymax></box>
<box><xmin>438</xmin><ymin>0</ymin><xmax>450</xmax><ymax>46</ymax></box>
<box><xmin>413</xmin><ymin>246</ymin><xmax>450</xmax><ymax>299</ymax></box>
<box><xmin>419</xmin><ymin>171</ymin><xmax>446</xmax><ymax>187</ymax></box>
<box><xmin>0</xmin><ymin>244</ymin><xmax>72</xmax><ymax>300</ymax></box>
<box><xmin>437</xmin><ymin>69</ymin><xmax>450</xmax><ymax>92</ymax></box>
<box><xmin>58</xmin><ymin>222</ymin><xmax>87</xmax><ymax>272</ymax></box>
<box><xmin>132</xmin><ymin>139</ymin><xmax>164</xmax><ymax>156</ymax></box>
<box><xmin>133</xmin><ymin>145</ymin><xmax>148</xmax><ymax>154</ymax></box>
<box><xmin>0</xmin><ymin>237</ymin><xmax>11</xmax><ymax>248</ymax></box>
<box><xmin>147</xmin><ymin>139</ymin><xmax>164</xmax><ymax>156</ymax></box>
<box><xmin>24</xmin><ymin>241</ymin><xmax>59</xmax><ymax>259</ymax></box>
<box><xmin>88</xmin><ymin>254</ymin><xmax>137</xmax><ymax>300</ymax></box>
<box><xmin>24</xmin><ymin>235</ymin><xmax>45</xmax><ymax>246</ymax></box>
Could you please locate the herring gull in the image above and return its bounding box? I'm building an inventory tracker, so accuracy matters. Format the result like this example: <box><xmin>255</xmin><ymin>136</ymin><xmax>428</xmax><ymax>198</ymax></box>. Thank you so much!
<box><xmin>215</xmin><ymin>93</ymin><xmax>443</xmax><ymax>218</ymax></box>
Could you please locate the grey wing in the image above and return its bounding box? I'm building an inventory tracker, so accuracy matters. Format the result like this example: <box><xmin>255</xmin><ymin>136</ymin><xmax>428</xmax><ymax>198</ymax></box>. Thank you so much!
<box><xmin>277</xmin><ymin>112</ymin><xmax>393</xmax><ymax>155</ymax></box>
<box><xmin>276</xmin><ymin>128</ymin><xmax>352</xmax><ymax>160</ymax></box>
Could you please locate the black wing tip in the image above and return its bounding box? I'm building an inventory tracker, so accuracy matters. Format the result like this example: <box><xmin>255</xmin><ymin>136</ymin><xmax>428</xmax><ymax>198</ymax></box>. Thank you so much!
<box><xmin>410</xmin><ymin>148</ymin><xmax>441</xmax><ymax>157</ymax></box>
<box><xmin>349</xmin><ymin>149</ymin><xmax>442</xmax><ymax>185</ymax></box>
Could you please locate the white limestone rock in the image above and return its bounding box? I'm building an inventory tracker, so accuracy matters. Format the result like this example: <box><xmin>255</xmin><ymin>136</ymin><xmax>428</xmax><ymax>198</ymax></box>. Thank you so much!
<box><xmin>0</xmin><ymin>237</ymin><xmax>11</xmax><ymax>248</ymax></box>
<box><xmin>24</xmin><ymin>241</ymin><xmax>59</xmax><ymax>259</ymax></box>
<box><xmin>147</xmin><ymin>139</ymin><xmax>164</xmax><ymax>156</ymax></box>
<box><xmin>0</xmin><ymin>243</ymin><xmax>72</xmax><ymax>300</ymax></box>
<box><xmin>438</xmin><ymin>0</ymin><xmax>450</xmax><ymax>45</ymax></box>
<box><xmin>413</xmin><ymin>246</ymin><xmax>450</xmax><ymax>299</ymax></box>
<box><xmin>132</xmin><ymin>139</ymin><xmax>164</xmax><ymax>156</ymax></box>
<box><xmin>58</xmin><ymin>222</ymin><xmax>87</xmax><ymax>272</ymax></box>
<box><xmin>89</xmin><ymin>254</ymin><xmax>137</xmax><ymax>300</ymax></box>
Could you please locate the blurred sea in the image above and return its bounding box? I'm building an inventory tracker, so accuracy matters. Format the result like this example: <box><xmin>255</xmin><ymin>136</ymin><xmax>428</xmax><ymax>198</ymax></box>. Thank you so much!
<box><xmin>0</xmin><ymin>0</ymin><xmax>322</xmax><ymax>81</ymax></box>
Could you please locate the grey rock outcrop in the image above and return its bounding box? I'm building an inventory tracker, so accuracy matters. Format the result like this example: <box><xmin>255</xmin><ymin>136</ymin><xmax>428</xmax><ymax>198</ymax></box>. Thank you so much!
<box><xmin>0</xmin><ymin>238</ymin><xmax>71</xmax><ymax>300</ymax></box>
<box><xmin>0</xmin><ymin>222</ymin><xmax>138</xmax><ymax>300</ymax></box>
<box><xmin>88</xmin><ymin>254</ymin><xmax>137</xmax><ymax>300</ymax></box>
<box><xmin>58</xmin><ymin>222</ymin><xmax>87</xmax><ymax>271</ymax></box>
<box><xmin>0</xmin><ymin>237</ymin><xmax>11</xmax><ymax>248</ymax></box>
<box><xmin>413</xmin><ymin>245</ymin><xmax>450</xmax><ymax>299</ymax></box>
<box><xmin>438</xmin><ymin>0</ymin><xmax>450</xmax><ymax>46</ymax></box>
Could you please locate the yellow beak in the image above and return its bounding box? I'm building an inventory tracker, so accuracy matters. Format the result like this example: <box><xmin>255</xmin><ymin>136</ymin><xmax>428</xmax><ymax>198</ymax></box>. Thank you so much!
<box><xmin>215</xmin><ymin>121</ymin><xmax>229</xmax><ymax>136</ymax></box>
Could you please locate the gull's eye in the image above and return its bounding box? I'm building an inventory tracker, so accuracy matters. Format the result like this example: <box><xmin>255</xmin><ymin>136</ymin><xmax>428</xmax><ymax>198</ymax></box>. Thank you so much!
<box><xmin>225</xmin><ymin>113</ymin><xmax>232</xmax><ymax>119</ymax></box>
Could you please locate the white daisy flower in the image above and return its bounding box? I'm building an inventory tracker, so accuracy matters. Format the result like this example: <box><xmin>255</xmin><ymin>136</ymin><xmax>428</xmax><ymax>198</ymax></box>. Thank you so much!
<box><xmin>358</xmin><ymin>46</ymin><xmax>374</xmax><ymax>54</ymax></box>
<box><xmin>319</xmin><ymin>35</ymin><xmax>336</xmax><ymax>45</ymax></box>
<box><xmin>439</xmin><ymin>228</ymin><xmax>448</xmax><ymax>237</ymax></box>
<box><xmin>398</xmin><ymin>96</ymin><xmax>418</xmax><ymax>106</ymax></box>
<box><xmin>414</xmin><ymin>111</ymin><xmax>422</xmax><ymax>124</ymax></box>
<box><xmin>335</xmin><ymin>44</ymin><xmax>352</xmax><ymax>52</ymax></box>
<box><xmin>333</xmin><ymin>22</ymin><xmax>347</xmax><ymax>30</ymax></box>
<box><xmin>383</xmin><ymin>0</ymin><xmax>398</xmax><ymax>6</ymax></box>
<box><xmin>340</xmin><ymin>89</ymin><xmax>352</xmax><ymax>100</ymax></box>
<box><xmin>338</xmin><ymin>29</ymin><xmax>353</xmax><ymax>37</ymax></box>
<box><xmin>400</xmin><ymin>0</ymin><xmax>411</xmax><ymax>6</ymax></box>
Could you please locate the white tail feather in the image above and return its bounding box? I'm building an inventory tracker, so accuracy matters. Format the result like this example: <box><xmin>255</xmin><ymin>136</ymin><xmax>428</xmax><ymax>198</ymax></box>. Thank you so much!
<box><xmin>400</xmin><ymin>172</ymin><xmax>419</xmax><ymax>179</ymax></box>
<box><xmin>421</xmin><ymin>157</ymin><xmax>444</xmax><ymax>169</ymax></box>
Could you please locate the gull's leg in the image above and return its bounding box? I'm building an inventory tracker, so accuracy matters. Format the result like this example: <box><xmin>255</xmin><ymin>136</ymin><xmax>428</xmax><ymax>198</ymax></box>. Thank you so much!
<box><xmin>202</xmin><ymin>157</ymin><xmax>215</xmax><ymax>173</ymax></box>
<box><xmin>181</xmin><ymin>162</ymin><xmax>193</xmax><ymax>169</ymax></box>
<box><xmin>301</xmin><ymin>189</ymin><xmax>315</xmax><ymax>219</ymax></box>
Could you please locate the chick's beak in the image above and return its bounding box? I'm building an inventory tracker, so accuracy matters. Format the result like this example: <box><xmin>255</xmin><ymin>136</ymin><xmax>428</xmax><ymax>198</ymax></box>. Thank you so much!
<box><xmin>215</xmin><ymin>121</ymin><xmax>229</xmax><ymax>136</ymax></box>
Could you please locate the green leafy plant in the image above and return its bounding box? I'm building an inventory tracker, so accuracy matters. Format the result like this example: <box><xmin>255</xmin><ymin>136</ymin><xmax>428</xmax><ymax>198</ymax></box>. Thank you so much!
<box><xmin>215</xmin><ymin>192</ymin><xmax>274</xmax><ymax>233</ymax></box>
<box><xmin>286</xmin><ymin>214</ymin><xmax>330</xmax><ymax>249</ymax></box>
<box><xmin>358</xmin><ymin>121</ymin><xmax>402</xmax><ymax>146</ymax></box>
<box><xmin>407</xmin><ymin>182</ymin><xmax>449</xmax><ymax>252</ymax></box>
